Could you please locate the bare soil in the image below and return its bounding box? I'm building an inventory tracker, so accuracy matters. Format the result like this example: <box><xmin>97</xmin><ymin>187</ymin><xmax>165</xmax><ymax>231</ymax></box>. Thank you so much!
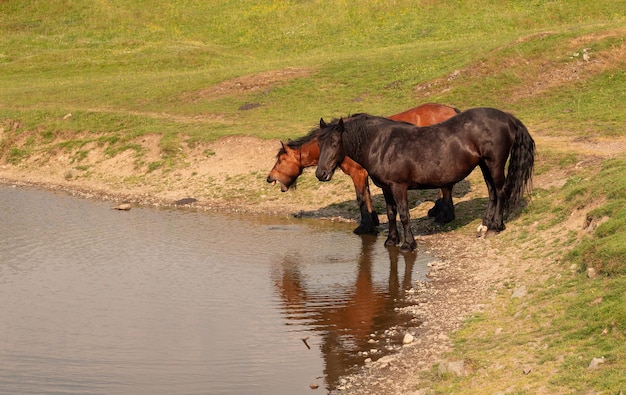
<box><xmin>1</xmin><ymin>129</ymin><xmax>625</xmax><ymax>394</ymax></box>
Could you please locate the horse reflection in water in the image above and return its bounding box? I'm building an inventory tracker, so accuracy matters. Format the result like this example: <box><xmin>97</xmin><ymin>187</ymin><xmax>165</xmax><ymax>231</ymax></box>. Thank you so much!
<box><xmin>271</xmin><ymin>235</ymin><xmax>419</xmax><ymax>391</ymax></box>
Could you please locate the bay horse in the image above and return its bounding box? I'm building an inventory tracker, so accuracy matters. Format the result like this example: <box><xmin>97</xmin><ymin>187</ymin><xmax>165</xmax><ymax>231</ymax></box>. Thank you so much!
<box><xmin>266</xmin><ymin>103</ymin><xmax>460</xmax><ymax>234</ymax></box>
<box><xmin>315</xmin><ymin>108</ymin><xmax>535</xmax><ymax>252</ymax></box>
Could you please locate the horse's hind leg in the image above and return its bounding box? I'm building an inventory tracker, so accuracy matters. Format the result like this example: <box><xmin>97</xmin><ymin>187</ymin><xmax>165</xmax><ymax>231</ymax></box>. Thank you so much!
<box><xmin>479</xmin><ymin>162</ymin><xmax>506</xmax><ymax>234</ymax></box>
<box><xmin>428</xmin><ymin>189</ymin><xmax>444</xmax><ymax>218</ymax></box>
<box><xmin>478</xmin><ymin>162</ymin><xmax>497</xmax><ymax>235</ymax></box>
<box><xmin>433</xmin><ymin>186</ymin><xmax>455</xmax><ymax>224</ymax></box>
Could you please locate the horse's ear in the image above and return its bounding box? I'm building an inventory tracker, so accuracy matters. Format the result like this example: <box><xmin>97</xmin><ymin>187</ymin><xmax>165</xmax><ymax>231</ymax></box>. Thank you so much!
<box><xmin>320</xmin><ymin>118</ymin><xmax>327</xmax><ymax>128</ymax></box>
<box><xmin>338</xmin><ymin>118</ymin><xmax>345</xmax><ymax>132</ymax></box>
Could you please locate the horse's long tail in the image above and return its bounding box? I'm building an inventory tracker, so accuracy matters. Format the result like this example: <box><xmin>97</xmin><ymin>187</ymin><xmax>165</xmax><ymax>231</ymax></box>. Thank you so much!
<box><xmin>504</xmin><ymin>115</ymin><xmax>535</xmax><ymax>216</ymax></box>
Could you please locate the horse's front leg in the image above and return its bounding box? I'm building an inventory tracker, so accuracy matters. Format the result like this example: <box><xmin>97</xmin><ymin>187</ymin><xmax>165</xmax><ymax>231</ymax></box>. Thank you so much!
<box><xmin>382</xmin><ymin>189</ymin><xmax>400</xmax><ymax>247</ymax></box>
<box><xmin>341</xmin><ymin>160</ymin><xmax>378</xmax><ymax>234</ymax></box>
<box><xmin>392</xmin><ymin>184</ymin><xmax>417</xmax><ymax>252</ymax></box>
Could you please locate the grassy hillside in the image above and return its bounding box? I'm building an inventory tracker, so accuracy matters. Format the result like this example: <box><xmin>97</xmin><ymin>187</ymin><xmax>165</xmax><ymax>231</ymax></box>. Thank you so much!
<box><xmin>1</xmin><ymin>1</ymin><xmax>625</xmax><ymax>393</ymax></box>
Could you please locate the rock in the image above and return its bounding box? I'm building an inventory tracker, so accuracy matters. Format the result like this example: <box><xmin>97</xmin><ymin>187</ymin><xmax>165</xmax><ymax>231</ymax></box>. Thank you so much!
<box><xmin>239</xmin><ymin>102</ymin><xmax>261</xmax><ymax>111</ymax></box>
<box><xmin>587</xmin><ymin>267</ymin><xmax>597</xmax><ymax>279</ymax></box>
<box><xmin>588</xmin><ymin>357</ymin><xmax>605</xmax><ymax>369</ymax></box>
<box><xmin>438</xmin><ymin>360</ymin><xmax>465</xmax><ymax>377</ymax></box>
<box><xmin>402</xmin><ymin>333</ymin><xmax>414</xmax><ymax>345</ymax></box>
<box><xmin>174</xmin><ymin>197</ymin><xmax>197</xmax><ymax>205</ymax></box>
<box><xmin>511</xmin><ymin>285</ymin><xmax>527</xmax><ymax>299</ymax></box>
<box><xmin>522</xmin><ymin>365</ymin><xmax>532</xmax><ymax>375</ymax></box>
<box><xmin>112</xmin><ymin>203</ymin><xmax>131</xmax><ymax>211</ymax></box>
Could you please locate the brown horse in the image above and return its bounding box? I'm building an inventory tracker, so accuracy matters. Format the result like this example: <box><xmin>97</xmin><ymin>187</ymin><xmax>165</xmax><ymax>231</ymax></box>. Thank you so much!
<box><xmin>267</xmin><ymin>103</ymin><xmax>460</xmax><ymax>234</ymax></box>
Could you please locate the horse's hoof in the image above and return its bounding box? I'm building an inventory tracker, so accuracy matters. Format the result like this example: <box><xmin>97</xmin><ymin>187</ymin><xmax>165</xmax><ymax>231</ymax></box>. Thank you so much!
<box><xmin>434</xmin><ymin>212</ymin><xmax>455</xmax><ymax>225</ymax></box>
<box><xmin>399</xmin><ymin>243</ymin><xmax>417</xmax><ymax>253</ymax></box>
<box><xmin>428</xmin><ymin>198</ymin><xmax>444</xmax><ymax>218</ymax></box>
<box><xmin>476</xmin><ymin>224</ymin><xmax>488</xmax><ymax>238</ymax></box>
<box><xmin>477</xmin><ymin>224</ymin><xmax>502</xmax><ymax>238</ymax></box>
<box><xmin>384</xmin><ymin>238</ymin><xmax>398</xmax><ymax>247</ymax></box>
<box><xmin>353</xmin><ymin>225</ymin><xmax>373</xmax><ymax>235</ymax></box>
<box><xmin>353</xmin><ymin>226</ymin><xmax>378</xmax><ymax>235</ymax></box>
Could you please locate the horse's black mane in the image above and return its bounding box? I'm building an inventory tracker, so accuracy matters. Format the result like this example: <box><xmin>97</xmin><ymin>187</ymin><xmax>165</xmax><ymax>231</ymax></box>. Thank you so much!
<box><xmin>337</xmin><ymin>114</ymin><xmax>377</xmax><ymax>161</ymax></box>
<box><xmin>276</xmin><ymin>114</ymin><xmax>368</xmax><ymax>157</ymax></box>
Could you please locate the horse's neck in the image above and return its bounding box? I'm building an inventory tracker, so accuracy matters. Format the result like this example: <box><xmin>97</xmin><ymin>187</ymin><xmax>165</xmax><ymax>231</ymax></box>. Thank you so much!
<box><xmin>343</xmin><ymin>127</ymin><xmax>372</xmax><ymax>167</ymax></box>
<box><xmin>299</xmin><ymin>141</ymin><xmax>321</xmax><ymax>167</ymax></box>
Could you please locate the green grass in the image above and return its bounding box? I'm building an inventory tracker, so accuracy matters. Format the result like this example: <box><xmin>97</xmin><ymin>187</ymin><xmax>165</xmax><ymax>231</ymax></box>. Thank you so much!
<box><xmin>565</xmin><ymin>159</ymin><xmax>626</xmax><ymax>276</ymax></box>
<box><xmin>431</xmin><ymin>274</ymin><xmax>626</xmax><ymax>394</ymax></box>
<box><xmin>1</xmin><ymin>1</ymin><xmax>626</xmax><ymax>392</ymax></box>
<box><xmin>3</xmin><ymin>1</ymin><xmax>625</xmax><ymax>138</ymax></box>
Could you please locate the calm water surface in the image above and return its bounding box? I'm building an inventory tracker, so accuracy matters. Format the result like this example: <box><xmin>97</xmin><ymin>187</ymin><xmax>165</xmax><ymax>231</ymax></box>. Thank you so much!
<box><xmin>0</xmin><ymin>185</ymin><xmax>432</xmax><ymax>394</ymax></box>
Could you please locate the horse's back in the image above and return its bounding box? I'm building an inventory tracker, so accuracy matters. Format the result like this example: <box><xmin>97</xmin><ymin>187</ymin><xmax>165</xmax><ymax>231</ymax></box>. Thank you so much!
<box><xmin>425</xmin><ymin>107</ymin><xmax>517</xmax><ymax>140</ymax></box>
<box><xmin>350</xmin><ymin>109</ymin><xmax>519</xmax><ymax>185</ymax></box>
<box><xmin>388</xmin><ymin>103</ymin><xmax>459</xmax><ymax>126</ymax></box>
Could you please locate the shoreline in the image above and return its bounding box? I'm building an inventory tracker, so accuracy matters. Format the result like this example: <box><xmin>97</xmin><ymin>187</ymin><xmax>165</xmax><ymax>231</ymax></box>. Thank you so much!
<box><xmin>0</xmin><ymin>170</ymin><xmax>511</xmax><ymax>394</ymax></box>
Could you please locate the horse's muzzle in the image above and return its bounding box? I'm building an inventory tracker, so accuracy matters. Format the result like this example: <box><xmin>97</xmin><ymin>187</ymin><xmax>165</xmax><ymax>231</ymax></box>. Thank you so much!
<box><xmin>315</xmin><ymin>167</ymin><xmax>334</xmax><ymax>182</ymax></box>
<box><xmin>267</xmin><ymin>174</ymin><xmax>291</xmax><ymax>192</ymax></box>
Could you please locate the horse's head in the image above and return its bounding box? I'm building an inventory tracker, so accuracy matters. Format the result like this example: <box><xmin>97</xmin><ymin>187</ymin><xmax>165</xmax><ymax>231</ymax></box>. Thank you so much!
<box><xmin>315</xmin><ymin>118</ymin><xmax>345</xmax><ymax>182</ymax></box>
<box><xmin>267</xmin><ymin>142</ymin><xmax>304</xmax><ymax>192</ymax></box>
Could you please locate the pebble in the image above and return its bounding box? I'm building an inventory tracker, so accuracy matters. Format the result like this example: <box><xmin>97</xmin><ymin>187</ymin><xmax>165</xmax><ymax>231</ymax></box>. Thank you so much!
<box><xmin>587</xmin><ymin>267</ymin><xmax>597</xmax><ymax>279</ymax></box>
<box><xmin>588</xmin><ymin>357</ymin><xmax>605</xmax><ymax>369</ymax></box>
<box><xmin>511</xmin><ymin>285</ymin><xmax>527</xmax><ymax>299</ymax></box>
<box><xmin>402</xmin><ymin>333</ymin><xmax>414</xmax><ymax>345</ymax></box>
<box><xmin>438</xmin><ymin>360</ymin><xmax>465</xmax><ymax>376</ymax></box>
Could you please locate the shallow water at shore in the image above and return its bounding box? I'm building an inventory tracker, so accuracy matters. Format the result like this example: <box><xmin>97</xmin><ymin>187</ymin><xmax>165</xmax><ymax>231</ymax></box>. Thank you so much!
<box><xmin>0</xmin><ymin>185</ymin><xmax>432</xmax><ymax>394</ymax></box>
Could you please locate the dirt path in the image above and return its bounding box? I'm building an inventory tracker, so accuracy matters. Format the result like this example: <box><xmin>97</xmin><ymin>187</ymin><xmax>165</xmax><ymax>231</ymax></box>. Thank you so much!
<box><xmin>1</xmin><ymin>132</ymin><xmax>625</xmax><ymax>394</ymax></box>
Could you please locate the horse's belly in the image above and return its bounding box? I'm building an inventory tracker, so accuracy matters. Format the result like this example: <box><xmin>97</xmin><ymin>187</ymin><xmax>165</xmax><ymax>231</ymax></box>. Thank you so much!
<box><xmin>374</xmin><ymin>162</ymin><xmax>474</xmax><ymax>190</ymax></box>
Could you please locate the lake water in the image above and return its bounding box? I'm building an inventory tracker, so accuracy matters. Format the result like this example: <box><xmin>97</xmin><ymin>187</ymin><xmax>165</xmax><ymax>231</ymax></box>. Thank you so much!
<box><xmin>0</xmin><ymin>185</ymin><xmax>432</xmax><ymax>394</ymax></box>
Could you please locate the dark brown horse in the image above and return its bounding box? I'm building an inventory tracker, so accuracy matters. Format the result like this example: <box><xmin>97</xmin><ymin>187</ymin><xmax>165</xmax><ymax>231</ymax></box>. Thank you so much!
<box><xmin>267</xmin><ymin>103</ymin><xmax>460</xmax><ymax>234</ymax></box>
<box><xmin>315</xmin><ymin>108</ymin><xmax>535</xmax><ymax>252</ymax></box>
